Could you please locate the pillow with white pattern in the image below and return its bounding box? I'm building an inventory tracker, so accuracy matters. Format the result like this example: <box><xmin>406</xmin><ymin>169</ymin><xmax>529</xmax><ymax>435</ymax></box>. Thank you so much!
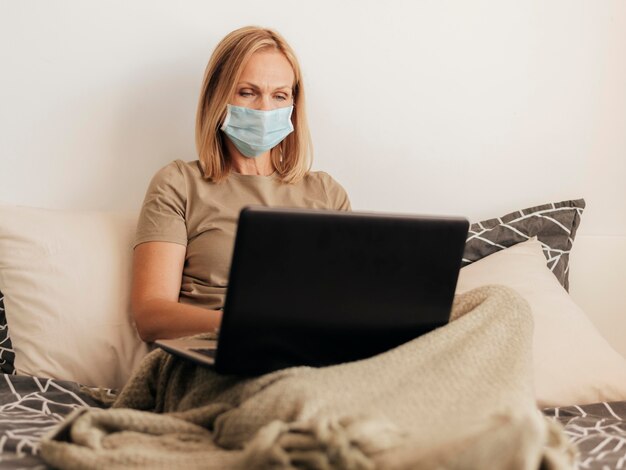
<box><xmin>462</xmin><ymin>199</ymin><xmax>585</xmax><ymax>291</ymax></box>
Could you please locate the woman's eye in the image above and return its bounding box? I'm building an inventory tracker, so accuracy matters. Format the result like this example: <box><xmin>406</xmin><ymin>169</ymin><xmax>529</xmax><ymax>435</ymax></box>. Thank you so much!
<box><xmin>239</xmin><ymin>91</ymin><xmax>254</xmax><ymax>97</ymax></box>
<box><xmin>275</xmin><ymin>95</ymin><xmax>287</xmax><ymax>101</ymax></box>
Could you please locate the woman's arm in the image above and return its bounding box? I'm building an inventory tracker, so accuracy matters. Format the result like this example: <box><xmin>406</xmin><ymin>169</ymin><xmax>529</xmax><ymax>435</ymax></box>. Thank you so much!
<box><xmin>130</xmin><ymin>241</ymin><xmax>222</xmax><ymax>342</ymax></box>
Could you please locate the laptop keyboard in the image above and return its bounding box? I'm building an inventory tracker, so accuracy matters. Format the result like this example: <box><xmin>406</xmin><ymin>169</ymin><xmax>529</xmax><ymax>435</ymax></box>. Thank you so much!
<box><xmin>190</xmin><ymin>347</ymin><xmax>216</xmax><ymax>359</ymax></box>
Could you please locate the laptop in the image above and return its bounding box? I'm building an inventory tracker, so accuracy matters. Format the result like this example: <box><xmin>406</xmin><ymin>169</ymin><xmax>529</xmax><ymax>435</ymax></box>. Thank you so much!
<box><xmin>156</xmin><ymin>206</ymin><xmax>469</xmax><ymax>376</ymax></box>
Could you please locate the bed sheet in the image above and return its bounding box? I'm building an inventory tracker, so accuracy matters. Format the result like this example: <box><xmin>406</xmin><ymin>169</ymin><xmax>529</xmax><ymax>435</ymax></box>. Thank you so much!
<box><xmin>0</xmin><ymin>372</ymin><xmax>624</xmax><ymax>469</ymax></box>
<box><xmin>0</xmin><ymin>374</ymin><xmax>107</xmax><ymax>469</ymax></box>
<box><xmin>544</xmin><ymin>401</ymin><xmax>626</xmax><ymax>469</ymax></box>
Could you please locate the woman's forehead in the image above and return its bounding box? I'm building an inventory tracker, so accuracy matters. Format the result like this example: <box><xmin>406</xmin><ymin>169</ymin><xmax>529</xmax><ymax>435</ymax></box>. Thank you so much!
<box><xmin>238</xmin><ymin>49</ymin><xmax>295</xmax><ymax>89</ymax></box>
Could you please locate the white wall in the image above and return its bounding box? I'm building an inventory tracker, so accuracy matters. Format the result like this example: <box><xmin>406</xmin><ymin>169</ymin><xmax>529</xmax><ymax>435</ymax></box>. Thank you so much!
<box><xmin>1</xmin><ymin>0</ymin><xmax>624</xmax><ymax>236</ymax></box>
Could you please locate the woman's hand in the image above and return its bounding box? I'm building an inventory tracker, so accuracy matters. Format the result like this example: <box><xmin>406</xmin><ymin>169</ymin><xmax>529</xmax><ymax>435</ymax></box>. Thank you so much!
<box><xmin>130</xmin><ymin>241</ymin><xmax>222</xmax><ymax>342</ymax></box>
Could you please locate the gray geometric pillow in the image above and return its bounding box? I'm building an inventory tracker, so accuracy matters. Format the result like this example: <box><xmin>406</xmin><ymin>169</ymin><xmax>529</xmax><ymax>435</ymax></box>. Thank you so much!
<box><xmin>462</xmin><ymin>199</ymin><xmax>585</xmax><ymax>291</ymax></box>
<box><xmin>0</xmin><ymin>290</ymin><xmax>16</xmax><ymax>374</ymax></box>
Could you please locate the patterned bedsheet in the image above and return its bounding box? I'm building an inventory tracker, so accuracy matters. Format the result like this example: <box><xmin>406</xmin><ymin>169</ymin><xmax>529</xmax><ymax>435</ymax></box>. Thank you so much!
<box><xmin>0</xmin><ymin>373</ymin><xmax>624</xmax><ymax>469</ymax></box>
<box><xmin>0</xmin><ymin>374</ymin><xmax>107</xmax><ymax>470</ymax></box>
<box><xmin>544</xmin><ymin>401</ymin><xmax>626</xmax><ymax>469</ymax></box>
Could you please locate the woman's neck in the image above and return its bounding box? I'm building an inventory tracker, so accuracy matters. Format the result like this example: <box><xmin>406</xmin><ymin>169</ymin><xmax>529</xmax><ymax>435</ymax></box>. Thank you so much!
<box><xmin>227</xmin><ymin>142</ymin><xmax>274</xmax><ymax>176</ymax></box>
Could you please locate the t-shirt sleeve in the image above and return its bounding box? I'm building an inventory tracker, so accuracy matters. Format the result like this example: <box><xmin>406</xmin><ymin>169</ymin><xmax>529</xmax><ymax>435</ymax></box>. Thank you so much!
<box><xmin>133</xmin><ymin>161</ymin><xmax>188</xmax><ymax>248</ymax></box>
<box><xmin>321</xmin><ymin>172</ymin><xmax>352</xmax><ymax>211</ymax></box>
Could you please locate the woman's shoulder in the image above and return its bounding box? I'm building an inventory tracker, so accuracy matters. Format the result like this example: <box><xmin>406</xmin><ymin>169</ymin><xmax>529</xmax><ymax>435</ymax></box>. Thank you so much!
<box><xmin>303</xmin><ymin>170</ymin><xmax>333</xmax><ymax>184</ymax></box>
<box><xmin>148</xmin><ymin>159</ymin><xmax>203</xmax><ymax>184</ymax></box>
<box><xmin>154</xmin><ymin>159</ymin><xmax>202</xmax><ymax>176</ymax></box>
<box><xmin>302</xmin><ymin>171</ymin><xmax>351</xmax><ymax>211</ymax></box>
<box><xmin>303</xmin><ymin>170</ymin><xmax>344</xmax><ymax>190</ymax></box>
<box><xmin>141</xmin><ymin>160</ymin><xmax>206</xmax><ymax>204</ymax></box>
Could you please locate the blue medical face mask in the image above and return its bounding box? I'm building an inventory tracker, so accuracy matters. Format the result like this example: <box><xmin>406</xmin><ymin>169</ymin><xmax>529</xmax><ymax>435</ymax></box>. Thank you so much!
<box><xmin>220</xmin><ymin>104</ymin><xmax>294</xmax><ymax>158</ymax></box>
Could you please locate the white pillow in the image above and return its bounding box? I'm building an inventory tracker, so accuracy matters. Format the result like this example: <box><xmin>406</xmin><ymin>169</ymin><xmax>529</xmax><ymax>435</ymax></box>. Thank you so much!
<box><xmin>456</xmin><ymin>237</ymin><xmax>626</xmax><ymax>407</ymax></box>
<box><xmin>0</xmin><ymin>204</ymin><xmax>149</xmax><ymax>389</ymax></box>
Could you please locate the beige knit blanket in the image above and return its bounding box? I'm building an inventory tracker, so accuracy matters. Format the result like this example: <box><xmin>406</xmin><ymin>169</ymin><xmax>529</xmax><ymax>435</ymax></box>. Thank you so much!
<box><xmin>40</xmin><ymin>285</ymin><xmax>576</xmax><ymax>469</ymax></box>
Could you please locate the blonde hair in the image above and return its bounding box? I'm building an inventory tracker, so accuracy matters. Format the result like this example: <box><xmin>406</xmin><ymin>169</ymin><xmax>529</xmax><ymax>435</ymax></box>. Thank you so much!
<box><xmin>195</xmin><ymin>26</ymin><xmax>312</xmax><ymax>183</ymax></box>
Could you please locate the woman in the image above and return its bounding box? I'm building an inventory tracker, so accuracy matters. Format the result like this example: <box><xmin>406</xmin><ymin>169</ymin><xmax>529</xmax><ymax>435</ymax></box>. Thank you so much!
<box><xmin>130</xmin><ymin>26</ymin><xmax>351</xmax><ymax>342</ymax></box>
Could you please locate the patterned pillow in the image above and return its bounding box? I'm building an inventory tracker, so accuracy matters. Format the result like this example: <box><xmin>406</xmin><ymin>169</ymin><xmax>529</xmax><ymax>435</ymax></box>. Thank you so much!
<box><xmin>462</xmin><ymin>199</ymin><xmax>585</xmax><ymax>291</ymax></box>
<box><xmin>0</xmin><ymin>290</ymin><xmax>16</xmax><ymax>374</ymax></box>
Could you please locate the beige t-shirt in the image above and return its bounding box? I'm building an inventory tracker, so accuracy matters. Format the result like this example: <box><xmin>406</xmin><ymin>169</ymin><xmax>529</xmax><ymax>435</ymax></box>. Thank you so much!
<box><xmin>134</xmin><ymin>159</ymin><xmax>351</xmax><ymax>310</ymax></box>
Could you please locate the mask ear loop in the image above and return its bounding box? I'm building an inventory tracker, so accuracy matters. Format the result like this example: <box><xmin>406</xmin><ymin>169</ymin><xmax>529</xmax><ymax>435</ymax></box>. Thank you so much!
<box><xmin>277</xmin><ymin>99</ymin><xmax>294</xmax><ymax>167</ymax></box>
<box><xmin>280</xmin><ymin>100</ymin><xmax>294</xmax><ymax>165</ymax></box>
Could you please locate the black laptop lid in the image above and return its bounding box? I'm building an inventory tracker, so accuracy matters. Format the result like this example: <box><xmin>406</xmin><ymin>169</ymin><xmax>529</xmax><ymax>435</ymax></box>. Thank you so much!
<box><xmin>215</xmin><ymin>206</ymin><xmax>469</xmax><ymax>375</ymax></box>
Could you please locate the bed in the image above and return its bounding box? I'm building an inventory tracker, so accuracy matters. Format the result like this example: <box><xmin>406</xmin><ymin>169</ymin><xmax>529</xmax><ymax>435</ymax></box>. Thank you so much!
<box><xmin>1</xmin><ymin>198</ymin><xmax>626</xmax><ymax>468</ymax></box>
<box><xmin>0</xmin><ymin>362</ymin><xmax>624</xmax><ymax>469</ymax></box>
